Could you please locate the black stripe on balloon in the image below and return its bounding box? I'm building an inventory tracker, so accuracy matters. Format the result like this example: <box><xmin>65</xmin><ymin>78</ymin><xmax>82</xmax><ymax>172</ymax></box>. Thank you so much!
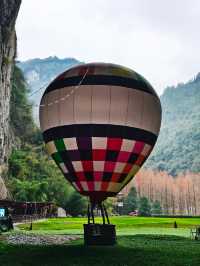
<box><xmin>42</xmin><ymin>124</ymin><xmax>157</xmax><ymax>146</ymax></box>
<box><xmin>43</xmin><ymin>75</ymin><xmax>157</xmax><ymax>96</ymax></box>
<box><xmin>80</xmin><ymin>191</ymin><xmax>117</xmax><ymax>199</ymax></box>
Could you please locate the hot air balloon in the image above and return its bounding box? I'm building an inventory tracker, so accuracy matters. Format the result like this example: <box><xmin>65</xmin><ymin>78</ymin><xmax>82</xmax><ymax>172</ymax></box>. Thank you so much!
<box><xmin>39</xmin><ymin>63</ymin><xmax>161</xmax><ymax>244</ymax></box>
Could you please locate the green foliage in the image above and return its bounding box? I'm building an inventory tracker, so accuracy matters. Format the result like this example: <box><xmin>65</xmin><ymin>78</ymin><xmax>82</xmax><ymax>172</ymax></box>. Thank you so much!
<box><xmin>8</xmin><ymin>178</ymin><xmax>48</xmax><ymax>202</ymax></box>
<box><xmin>151</xmin><ymin>200</ymin><xmax>162</xmax><ymax>215</ymax></box>
<box><xmin>10</xmin><ymin>65</ymin><xmax>40</xmax><ymax>145</ymax></box>
<box><xmin>146</xmin><ymin>75</ymin><xmax>200</xmax><ymax>175</ymax></box>
<box><xmin>122</xmin><ymin>187</ymin><xmax>138</xmax><ymax>214</ymax></box>
<box><xmin>3</xmin><ymin>56</ymin><xmax>11</xmax><ymax>65</ymax></box>
<box><xmin>8</xmin><ymin>145</ymin><xmax>89</xmax><ymax>215</ymax></box>
<box><xmin>104</xmin><ymin>198</ymin><xmax>116</xmax><ymax>215</ymax></box>
<box><xmin>121</xmin><ymin>188</ymin><xmax>158</xmax><ymax>216</ymax></box>
<box><xmin>138</xmin><ymin>197</ymin><xmax>151</xmax><ymax>216</ymax></box>
<box><xmin>65</xmin><ymin>191</ymin><xmax>87</xmax><ymax>217</ymax></box>
<box><xmin>7</xmin><ymin>145</ymin><xmax>74</xmax><ymax>208</ymax></box>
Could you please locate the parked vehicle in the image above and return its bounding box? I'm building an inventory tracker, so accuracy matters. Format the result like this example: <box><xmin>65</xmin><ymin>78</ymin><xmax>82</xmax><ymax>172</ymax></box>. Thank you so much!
<box><xmin>0</xmin><ymin>207</ymin><xmax>13</xmax><ymax>232</ymax></box>
<box><xmin>128</xmin><ymin>210</ymin><xmax>139</xmax><ymax>216</ymax></box>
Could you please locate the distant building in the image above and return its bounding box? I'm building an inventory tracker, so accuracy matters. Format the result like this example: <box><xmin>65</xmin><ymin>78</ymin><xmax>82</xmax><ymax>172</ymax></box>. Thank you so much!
<box><xmin>57</xmin><ymin>207</ymin><xmax>66</xmax><ymax>217</ymax></box>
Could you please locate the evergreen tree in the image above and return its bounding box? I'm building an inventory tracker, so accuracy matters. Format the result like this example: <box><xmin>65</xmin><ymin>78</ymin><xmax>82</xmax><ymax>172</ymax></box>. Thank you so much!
<box><xmin>122</xmin><ymin>187</ymin><xmax>138</xmax><ymax>215</ymax></box>
<box><xmin>151</xmin><ymin>200</ymin><xmax>162</xmax><ymax>215</ymax></box>
<box><xmin>10</xmin><ymin>66</ymin><xmax>38</xmax><ymax>145</ymax></box>
<box><xmin>138</xmin><ymin>197</ymin><xmax>151</xmax><ymax>216</ymax></box>
<box><xmin>65</xmin><ymin>191</ymin><xmax>87</xmax><ymax>216</ymax></box>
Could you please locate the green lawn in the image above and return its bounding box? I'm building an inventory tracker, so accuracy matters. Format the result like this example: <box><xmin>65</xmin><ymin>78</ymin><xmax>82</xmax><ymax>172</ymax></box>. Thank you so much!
<box><xmin>1</xmin><ymin>216</ymin><xmax>200</xmax><ymax>266</ymax></box>
<box><xmin>0</xmin><ymin>235</ymin><xmax>200</xmax><ymax>266</ymax></box>
<box><xmin>17</xmin><ymin>216</ymin><xmax>200</xmax><ymax>237</ymax></box>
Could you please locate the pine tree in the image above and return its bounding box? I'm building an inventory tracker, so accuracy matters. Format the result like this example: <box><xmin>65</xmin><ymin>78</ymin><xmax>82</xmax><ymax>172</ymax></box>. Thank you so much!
<box><xmin>122</xmin><ymin>187</ymin><xmax>138</xmax><ymax>215</ymax></box>
<box><xmin>151</xmin><ymin>200</ymin><xmax>162</xmax><ymax>215</ymax></box>
<box><xmin>138</xmin><ymin>197</ymin><xmax>151</xmax><ymax>216</ymax></box>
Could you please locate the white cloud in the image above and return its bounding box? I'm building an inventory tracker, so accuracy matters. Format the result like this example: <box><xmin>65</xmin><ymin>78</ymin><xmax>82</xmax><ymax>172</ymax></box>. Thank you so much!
<box><xmin>16</xmin><ymin>0</ymin><xmax>200</xmax><ymax>94</ymax></box>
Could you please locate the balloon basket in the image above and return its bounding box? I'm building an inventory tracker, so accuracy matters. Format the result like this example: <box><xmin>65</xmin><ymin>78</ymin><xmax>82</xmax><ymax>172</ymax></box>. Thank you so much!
<box><xmin>84</xmin><ymin>201</ymin><xmax>117</xmax><ymax>245</ymax></box>
<box><xmin>83</xmin><ymin>224</ymin><xmax>116</xmax><ymax>245</ymax></box>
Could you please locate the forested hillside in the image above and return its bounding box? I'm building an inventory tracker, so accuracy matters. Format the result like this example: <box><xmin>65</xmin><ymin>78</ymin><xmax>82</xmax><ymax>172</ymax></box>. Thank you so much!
<box><xmin>147</xmin><ymin>74</ymin><xmax>200</xmax><ymax>175</ymax></box>
<box><xmin>17</xmin><ymin>56</ymin><xmax>80</xmax><ymax>93</ymax></box>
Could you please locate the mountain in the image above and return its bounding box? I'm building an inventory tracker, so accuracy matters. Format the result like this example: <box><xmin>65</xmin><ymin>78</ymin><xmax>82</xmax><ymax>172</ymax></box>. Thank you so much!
<box><xmin>146</xmin><ymin>74</ymin><xmax>200</xmax><ymax>175</ymax></box>
<box><xmin>17</xmin><ymin>56</ymin><xmax>81</xmax><ymax>121</ymax></box>
<box><xmin>18</xmin><ymin>57</ymin><xmax>200</xmax><ymax>175</ymax></box>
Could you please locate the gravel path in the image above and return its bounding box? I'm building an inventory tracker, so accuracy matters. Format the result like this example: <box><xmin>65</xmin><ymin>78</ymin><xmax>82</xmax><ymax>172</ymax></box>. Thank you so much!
<box><xmin>7</xmin><ymin>234</ymin><xmax>80</xmax><ymax>245</ymax></box>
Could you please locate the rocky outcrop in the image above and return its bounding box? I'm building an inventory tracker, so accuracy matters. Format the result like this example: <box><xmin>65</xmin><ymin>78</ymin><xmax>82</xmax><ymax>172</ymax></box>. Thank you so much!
<box><xmin>0</xmin><ymin>176</ymin><xmax>7</xmax><ymax>199</ymax></box>
<box><xmin>0</xmin><ymin>0</ymin><xmax>21</xmax><ymax>199</ymax></box>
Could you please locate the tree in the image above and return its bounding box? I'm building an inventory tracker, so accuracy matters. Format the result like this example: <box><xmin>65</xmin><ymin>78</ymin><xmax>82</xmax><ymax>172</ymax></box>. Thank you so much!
<box><xmin>122</xmin><ymin>187</ymin><xmax>138</xmax><ymax>215</ymax></box>
<box><xmin>104</xmin><ymin>198</ymin><xmax>116</xmax><ymax>215</ymax></box>
<box><xmin>138</xmin><ymin>197</ymin><xmax>151</xmax><ymax>216</ymax></box>
<box><xmin>10</xmin><ymin>66</ymin><xmax>37</xmax><ymax>145</ymax></box>
<box><xmin>7</xmin><ymin>145</ymin><xmax>73</xmax><ymax>208</ymax></box>
<box><xmin>65</xmin><ymin>191</ymin><xmax>87</xmax><ymax>217</ymax></box>
<box><xmin>151</xmin><ymin>200</ymin><xmax>162</xmax><ymax>215</ymax></box>
<box><xmin>8</xmin><ymin>178</ymin><xmax>48</xmax><ymax>202</ymax></box>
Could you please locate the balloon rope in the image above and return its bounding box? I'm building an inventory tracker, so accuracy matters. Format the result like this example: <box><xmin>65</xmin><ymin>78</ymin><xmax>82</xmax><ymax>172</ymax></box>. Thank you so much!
<box><xmin>40</xmin><ymin>67</ymin><xmax>89</xmax><ymax>108</ymax></box>
<box><xmin>99</xmin><ymin>203</ymin><xmax>106</xmax><ymax>224</ymax></box>
<box><xmin>91</xmin><ymin>202</ymin><xmax>95</xmax><ymax>224</ymax></box>
<box><xmin>29</xmin><ymin>83</ymin><xmax>49</xmax><ymax>97</ymax></box>
<box><xmin>103</xmin><ymin>203</ymin><xmax>110</xmax><ymax>224</ymax></box>
<box><xmin>87</xmin><ymin>203</ymin><xmax>91</xmax><ymax>224</ymax></box>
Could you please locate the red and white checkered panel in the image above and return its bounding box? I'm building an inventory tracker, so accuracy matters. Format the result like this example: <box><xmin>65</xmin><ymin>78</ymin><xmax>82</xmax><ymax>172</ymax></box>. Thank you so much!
<box><xmin>48</xmin><ymin>136</ymin><xmax>152</xmax><ymax>197</ymax></box>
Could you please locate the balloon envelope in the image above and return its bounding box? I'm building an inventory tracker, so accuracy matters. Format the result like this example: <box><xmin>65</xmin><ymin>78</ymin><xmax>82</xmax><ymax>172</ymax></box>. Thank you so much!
<box><xmin>39</xmin><ymin>63</ymin><xmax>161</xmax><ymax>203</ymax></box>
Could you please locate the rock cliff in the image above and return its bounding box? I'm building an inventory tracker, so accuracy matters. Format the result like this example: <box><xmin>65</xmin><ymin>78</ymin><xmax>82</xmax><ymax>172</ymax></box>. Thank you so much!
<box><xmin>0</xmin><ymin>0</ymin><xmax>21</xmax><ymax>198</ymax></box>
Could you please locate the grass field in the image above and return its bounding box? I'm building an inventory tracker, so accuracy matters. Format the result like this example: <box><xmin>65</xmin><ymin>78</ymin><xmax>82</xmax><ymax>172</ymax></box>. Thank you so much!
<box><xmin>18</xmin><ymin>216</ymin><xmax>200</xmax><ymax>236</ymax></box>
<box><xmin>1</xmin><ymin>216</ymin><xmax>200</xmax><ymax>266</ymax></box>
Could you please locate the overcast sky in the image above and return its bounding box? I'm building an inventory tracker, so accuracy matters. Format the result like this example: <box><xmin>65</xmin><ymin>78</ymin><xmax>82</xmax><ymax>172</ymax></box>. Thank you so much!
<box><xmin>16</xmin><ymin>0</ymin><xmax>200</xmax><ymax>94</ymax></box>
